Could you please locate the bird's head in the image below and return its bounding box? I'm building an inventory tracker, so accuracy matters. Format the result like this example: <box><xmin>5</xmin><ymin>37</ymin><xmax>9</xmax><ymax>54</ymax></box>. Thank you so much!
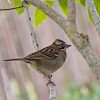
<box><xmin>53</xmin><ymin>39</ymin><xmax>71</xmax><ymax>52</ymax></box>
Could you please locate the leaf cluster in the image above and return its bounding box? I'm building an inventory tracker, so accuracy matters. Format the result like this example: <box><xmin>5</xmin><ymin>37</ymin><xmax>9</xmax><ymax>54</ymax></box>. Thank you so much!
<box><xmin>6</xmin><ymin>0</ymin><xmax>100</xmax><ymax>28</ymax></box>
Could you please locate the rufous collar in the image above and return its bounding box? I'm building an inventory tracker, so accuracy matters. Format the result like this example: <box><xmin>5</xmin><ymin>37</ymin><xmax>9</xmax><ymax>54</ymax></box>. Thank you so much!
<box><xmin>50</xmin><ymin>44</ymin><xmax>60</xmax><ymax>50</ymax></box>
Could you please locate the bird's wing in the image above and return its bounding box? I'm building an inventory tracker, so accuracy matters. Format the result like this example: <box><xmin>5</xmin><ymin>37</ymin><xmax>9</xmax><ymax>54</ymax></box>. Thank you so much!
<box><xmin>25</xmin><ymin>46</ymin><xmax>59</xmax><ymax>60</ymax></box>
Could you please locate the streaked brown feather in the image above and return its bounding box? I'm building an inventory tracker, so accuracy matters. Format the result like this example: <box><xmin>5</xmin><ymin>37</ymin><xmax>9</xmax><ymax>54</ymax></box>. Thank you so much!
<box><xmin>25</xmin><ymin>46</ymin><xmax>59</xmax><ymax>60</ymax></box>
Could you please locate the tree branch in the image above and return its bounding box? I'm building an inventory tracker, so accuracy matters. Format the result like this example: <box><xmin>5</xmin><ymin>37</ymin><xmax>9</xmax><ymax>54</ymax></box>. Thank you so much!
<box><xmin>67</xmin><ymin>0</ymin><xmax>100</xmax><ymax>82</ymax></box>
<box><xmin>22</xmin><ymin>1</ymin><xmax>39</xmax><ymax>51</ymax></box>
<box><xmin>24</xmin><ymin>0</ymin><xmax>100</xmax><ymax>83</ymax></box>
<box><xmin>48</xmin><ymin>83</ymin><xmax>56</xmax><ymax>100</ymax></box>
<box><xmin>22</xmin><ymin>1</ymin><xmax>56</xmax><ymax>100</ymax></box>
<box><xmin>86</xmin><ymin>0</ymin><xmax>100</xmax><ymax>37</ymax></box>
<box><xmin>68</xmin><ymin>0</ymin><xmax>76</xmax><ymax>26</ymax></box>
<box><xmin>25</xmin><ymin>0</ymin><xmax>70</xmax><ymax>31</ymax></box>
<box><xmin>0</xmin><ymin>6</ymin><xmax>23</xmax><ymax>11</ymax></box>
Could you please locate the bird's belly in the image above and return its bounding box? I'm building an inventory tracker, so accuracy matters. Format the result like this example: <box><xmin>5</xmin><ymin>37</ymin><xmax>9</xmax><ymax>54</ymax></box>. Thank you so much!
<box><xmin>42</xmin><ymin>60</ymin><xmax>63</xmax><ymax>73</ymax></box>
<box><xmin>28</xmin><ymin>55</ymin><xmax>65</xmax><ymax>75</ymax></box>
<box><xmin>27</xmin><ymin>62</ymin><xmax>43</xmax><ymax>74</ymax></box>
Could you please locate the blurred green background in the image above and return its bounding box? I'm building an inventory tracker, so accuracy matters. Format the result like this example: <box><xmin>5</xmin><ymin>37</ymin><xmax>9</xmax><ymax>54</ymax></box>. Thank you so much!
<box><xmin>11</xmin><ymin>80</ymin><xmax>100</xmax><ymax>100</ymax></box>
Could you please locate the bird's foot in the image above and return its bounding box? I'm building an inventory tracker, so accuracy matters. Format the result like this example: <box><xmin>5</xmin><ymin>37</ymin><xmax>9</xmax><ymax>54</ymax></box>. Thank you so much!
<box><xmin>43</xmin><ymin>73</ymin><xmax>51</xmax><ymax>81</ymax></box>
<box><xmin>48</xmin><ymin>74</ymin><xmax>52</xmax><ymax>80</ymax></box>
<box><xmin>43</xmin><ymin>73</ymin><xmax>56</xmax><ymax>86</ymax></box>
<box><xmin>46</xmin><ymin>80</ymin><xmax>56</xmax><ymax>87</ymax></box>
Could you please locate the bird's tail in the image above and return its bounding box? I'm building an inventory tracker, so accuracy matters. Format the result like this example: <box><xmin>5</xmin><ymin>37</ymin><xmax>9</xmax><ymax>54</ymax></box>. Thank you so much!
<box><xmin>3</xmin><ymin>58</ymin><xmax>24</xmax><ymax>61</ymax></box>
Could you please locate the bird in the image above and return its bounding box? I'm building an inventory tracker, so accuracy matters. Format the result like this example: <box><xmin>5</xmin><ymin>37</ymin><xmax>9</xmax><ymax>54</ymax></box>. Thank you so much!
<box><xmin>3</xmin><ymin>39</ymin><xmax>71</xmax><ymax>84</ymax></box>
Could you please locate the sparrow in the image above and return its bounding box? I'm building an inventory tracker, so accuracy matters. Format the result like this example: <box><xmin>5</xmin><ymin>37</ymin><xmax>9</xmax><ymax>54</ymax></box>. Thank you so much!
<box><xmin>3</xmin><ymin>39</ymin><xmax>71</xmax><ymax>84</ymax></box>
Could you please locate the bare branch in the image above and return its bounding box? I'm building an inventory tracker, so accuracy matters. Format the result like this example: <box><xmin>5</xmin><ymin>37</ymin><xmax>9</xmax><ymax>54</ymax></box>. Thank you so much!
<box><xmin>24</xmin><ymin>0</ymin><xmax>100</xmax><ymax>83</ymax></box>
<box><xmin>68</xmin><ymin>0</ymin><xmax>76</xmax><ymax>26</ymax></box>
<box><xmin>67</xmin><ymin>0</ymin><xmax>100</xmax><ymax>83</ymax></box>
<box><xmin>24</xmin><ymin>0</ymin><xmax>70</xmax><ymax>31</ymax></box>
<box><xmin>22</xmin><ymin>1</ymin><xmax>56</xmax><ymax>99</ymax></box>
<box><xmin>48</xmin><ymin>83</ymin><xmax>56</xmax><ymax>100</ymax></box>
<box><xmin>86</xmin><ymin>0</ymin><xmax>100</xmax><ymax>36</ymax></box>
<box><xmin>0</xmin><ymin>6</ymin><xmax>23</xmax><ymax>11</ymax></box>
<box><xmin>22</xmin><ymin>1</ymin><xmax>39</xmax><ymax>51</ymax></box>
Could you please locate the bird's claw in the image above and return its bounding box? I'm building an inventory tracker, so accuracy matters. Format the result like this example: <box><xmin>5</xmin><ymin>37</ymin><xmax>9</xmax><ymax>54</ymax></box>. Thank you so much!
<box><xmin>43</xmin><ymin>73</ymin><xmax>55</xmax><ymax>86</ymax></box>
<box><xmin>46</xmin><ymin>81</ymin><xmax>56</xmax><ymax>87</ymax></box>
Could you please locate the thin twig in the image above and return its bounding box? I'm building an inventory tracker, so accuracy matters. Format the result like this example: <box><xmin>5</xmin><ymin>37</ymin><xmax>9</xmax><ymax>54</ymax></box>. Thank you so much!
<box><xmin>22</xmin><ymin>1</ymin><xmax>56</xmax><ymax>99</ymax></box>
<box><xmin>22</xmin><ymin>1</ymin><xmax>39</xmax><ymax>51</ymax></box>
<box><xmin>24</xmin><ymin>0</ymin><xmax>100</xmax><ymax>84</ymax></box>
<box><xmin>86</xmin><ymin>0</ymin><xmax>100</xmax><ymax>37</ymax></box>
<box><xmin>0</xmin><ymin>6</ymin><xmax>23</xmax><ymax>11</ymax></box>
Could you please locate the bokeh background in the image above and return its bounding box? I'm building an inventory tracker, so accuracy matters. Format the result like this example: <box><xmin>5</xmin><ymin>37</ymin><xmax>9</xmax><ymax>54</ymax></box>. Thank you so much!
<box><xmin>0</xmin><ymin>0</ymin><xmax>100</xmax><ymax>100</ymax></box>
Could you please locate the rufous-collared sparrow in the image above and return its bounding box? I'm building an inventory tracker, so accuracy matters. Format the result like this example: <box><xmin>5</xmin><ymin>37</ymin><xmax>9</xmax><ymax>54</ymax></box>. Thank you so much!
<box><xmin>3</xmin><ymin>39</ymin><xmax>71</xmax><ymax>83</ymax></box>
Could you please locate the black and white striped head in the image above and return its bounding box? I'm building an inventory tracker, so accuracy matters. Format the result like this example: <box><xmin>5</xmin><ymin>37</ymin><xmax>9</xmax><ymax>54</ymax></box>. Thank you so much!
<box><xmin>53</xmin><ymin>39</ymin><xmax>71</xmax><ymax>52</ymax></box>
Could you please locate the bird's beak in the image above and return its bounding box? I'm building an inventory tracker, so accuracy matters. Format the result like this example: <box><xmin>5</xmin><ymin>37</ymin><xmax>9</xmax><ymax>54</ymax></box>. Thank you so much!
<box><xmin>66</xmin><ymin>44</ymin><xmax>71</xmax><ymax>48</ymax></box>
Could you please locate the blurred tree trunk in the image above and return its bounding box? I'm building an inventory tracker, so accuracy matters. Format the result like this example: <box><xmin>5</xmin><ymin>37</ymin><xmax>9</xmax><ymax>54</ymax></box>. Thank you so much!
<box><xmin>0</xmin><ymin>67</ymin><xmax>7</xmax><ymax>100</ymax></box>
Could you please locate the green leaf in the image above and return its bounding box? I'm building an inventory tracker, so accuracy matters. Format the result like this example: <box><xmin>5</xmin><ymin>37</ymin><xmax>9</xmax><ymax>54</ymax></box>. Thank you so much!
<box><xmin>34</xmin><ymin>9</ymin><xmax>47</xmax><ymax>29</ymax></box>
<box><xmin>57</xmin><ymin>0</ymin><xmax>68</xmax><ymax>16</ymax></box>
<box><xmin>28</xmin><ymin>4</ymin><xmax>32</xmax><ymax>7</ymax></box>
<box><xmin>44</xmin><ymin>0</ymin><xmax>54</xmax><ymax>7</ymax></box>
<box><xmin>75</xmin><ymin>0</ymin><xmax>82</xmax><ymax>6</ymax></box>
<box><xmin>93</xmin><ymin>0</ymin><xmax>100</xmax><ymax>17</ymax></box>
<box><xmin>13</xmin><ymin>0</ymin><xmax>24</xmax><ymax>15</ymax></box>
<box><xmin>87</xmin><ymin>7</ymin><xmax>94</xmax><ymax>24</ymax></box>
<box><xmin>34</xmin><ymin>0</ymin><xmax>54</xmax><ymax>29</ymax></box>
<box><xmin>6</xmin><ymin>0</ymin><xmax>11</xmax><ymax>4</ymax></box>
<box><xmin>75</xmin><ymin>0</ymin><xmax>85</xmax><ymax>6</ymax></box>
<box><xmin>80</xmin><ymin>0</ymin><xmax>85</xmax><ymax>6</ymax></box>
